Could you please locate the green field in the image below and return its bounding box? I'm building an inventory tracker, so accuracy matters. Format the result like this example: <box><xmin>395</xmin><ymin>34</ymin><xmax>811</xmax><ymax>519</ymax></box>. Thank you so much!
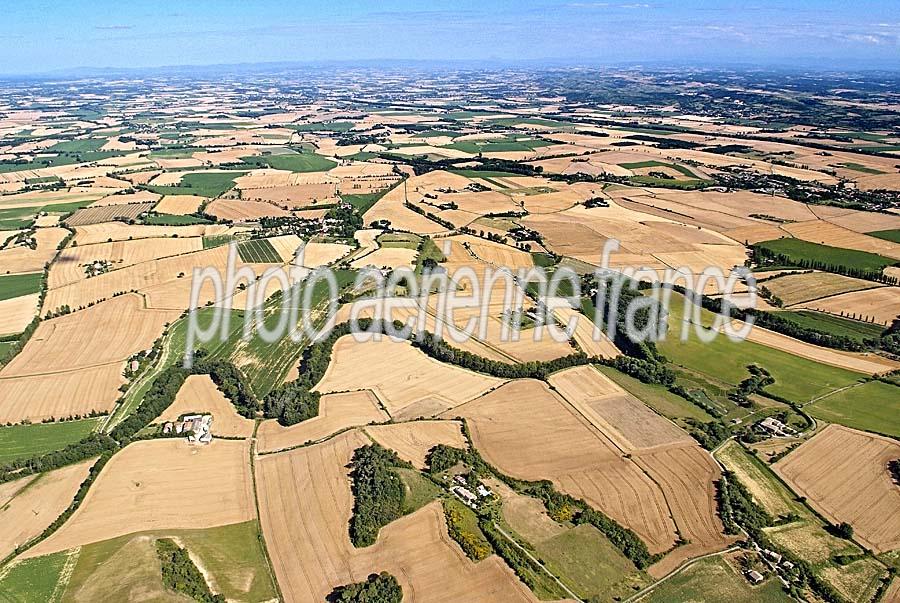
<box><xmin>378</xmin><ymin>232</ymin><xmax>421</xmax><ymax>249</ymax></box>
<box><xmin>755</xmin><ymin>238</ymin><xmax>897</xmax><ymax>273</ymax></box>
<box><xmin>0</xmin><ymin>198</ymin><xmax>96</xmax><ymax>229</ymax></box>
<box><xmin>24</xmin><ymin>176</ymin><xmax>62</xmax><ymax>185</ymax></box>
<box><xmin>148</xmin><ymin>146</ymin><xmax>205</xmax><ymax>159</ymax></box>
<box><xmin>535</xmin><ymin>524</ymin><xmax>646</xmax><ymax>601</ymax></box>
<box><xmin>642</xmin><ymin>556</ymin><xmax>792</xmax><ymax>603</ymax></box>
<box><xmin>47</xmin><ymin>138</ymin><xmax>107</xmax><ymax>153</ymax></box>
<box><xmin>806</xmin><ymin>380</ymin><xmax>900</xmax><ymax>436</ymax></box>
<box><xmin>619</xmin><ymin>160</ymin><xmax>700</xmax><ymax>179</ymax></box>
<box><xmin>146</xmin><ymin>171</ymin><xmax>246</xmax><ymax>198</ymax></box>
<box><xmin>0</xmin><ymin>551</ymin><xmax>69</xmax><ymax>603</ymax></box>
<box><xmin>144</xmin><ymin>213</ymin><xmax>213</xmax><ymax>226</ymax></box>
<box><xmin>0</xmin><ymin>272</ymin><xmax>42</xmax><ymax>301</ymax></box>
<box><xmin>237</xmin><ymin>238</ymin><xmax>281</xmax><ymax>263</ymax></box>
<box><xmin>0</xmin><ymin>418</ymin><xmax>101</xmax><ymax>464</ymax></box>
<box><xmin>837</xmin><ymin>162</ymin><xmax>885</xmax><ymax>174</ymax></box>
<box><xmin>397</xmin><ymin>468</ymin><xmax>441</xmax><ymax>514</ymax></box>
<box><xmin>488</xmin><ymin>117</ymin><xmax>572</xmax><ymax>128</ymax></box>
<box><xmin>596</xmin><ymin>365</ymin><xmax>714</xmax><ymax>422</ymax></box>
<box><xmin>287</xmin><ymin>121</ymin><xmax>354</xmax><ymax>132</ymax></box>
<box><xmin>657</xmin><ymin>293</ymin><xmax>865</xmax><ymax>403</ymax></box>
<box><xmin>163</xmin><ymin>269</ymin><xmax>356</xmax><ymax>398</ymax></box>
<box><xmin>449</xmin><ymin>169</ymin><xmax>524</xmax><ymax>179</ymax></box>
<box><xmin>241</xmin><ymin>152</ymin><xmax>337</xmax><ymax>173</ymax></box>
<box><xmin>0</xmin><ymin>153</ymin><xmax>120</xmax><ymax>174</ymax></box>
<box><xmin>202</xmin><ymin>234</ymin><xmax>234</xmax><ymax>249</ymax></box>
<box><xmin>444</xmin><ymin>136</ymin><xmax>554</xmax><ymax>154</ymax></box>
<box><xmin>0</xmin><ymin>340</ymin><xmax>15</xmax><ymax>357</ymax></box>
<box><xmin>415</xmin><ymin>237</ymin><xmax>446</xmax><ymax>273</ymax></box>
<box><xmin>773</xmin><ymin>310</ymin><xmax>885</xmax><ymax>341</ymax></box>
<box><xmin>60</xmin><ymin>521</ymin><xmax>276</xmax><ymax>602</ymax></box>
<box><xmin>629</xmin><ymin>175</ymin><xmax>711</xmax><ymax>189</ymax></box>
<box><xmin>866</xmin><ymin>229</ymin><xmax>900</xmax><ymax>243</ymax></box>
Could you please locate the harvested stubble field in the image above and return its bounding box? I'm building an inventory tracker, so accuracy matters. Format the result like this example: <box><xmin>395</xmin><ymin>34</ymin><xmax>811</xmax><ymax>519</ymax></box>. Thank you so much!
<box><xmin>152</xmin><ymin>194</ymin><xmax>204</xmax><ymax>215</ymax></box>
<box><xmin>364</xmin><ymin>420</ymin><xmax>466</xmax><ymax>469</ymax></box>
<box><xmin>88</xmin><ymin>190</ymin><xmax>160</xmax><ymax>207</ymax></box>
<box><xmin>451</xmin><ymin>379</ymin><xmax>680</xmax><ymax>555</ymax></box>
<box><xmin>205</xmin><ymin>198</ymin><xmax>290</xmax><ymax>221</ymax></box>
<box><xmin>547</xmin><ymin>366</ymin><xmax>693</xmax><ymax>452</ymax></box>
<box><xmin>0</xmin><ymin>227</ymin><xmax>68</xmax><ymax>275</ymax></box>
<box><xmin>551</xmin><ymin>306</ymin><xmax>621</xmax><ymax>359</ymax></box>
<box><xmin>314</xmin><ymin>334</ymin><xmax>504</xmax><ymax>419</ymax></box>
<box><xmin>0</xmin><ymin>460</ymin><xmax>94</xmax><ymax>560</ymax></box>
<box><xmin>24</xmin><ymin>438</ymin><xmax>255</xmax><ymax>558</ymax></box>
<box><xmin>0</xmin><ymin>295</ymin><xmax>178</xmax><ymax>422</ymax></box>
<box><xmin>64</xmin><ymin>202</ymin><xmax>155</xmax><ymax>227</ymax></box>
<box><xmin>255</xmin><ymin>430</ymin><xmax>541</xmax><ymax>603</ymax></box>
<box><xmin>3</xmin><ymin>294</ymin><xmax>178</xmax><ymax>378</ymax></box>
<box><xmin>241</xmin><ymin>183</ymin><xmax>337</xmax><ymax>206</ymax></box>
<box><xmin>43</xmin><ymin>244</ymin><xmax>268</xmax><ymax>311</ymax></box>
<box><xmin>256</xmin><ymin>390</ymin><xmax>388</xmax><ymax>453</ymax></box>
<box><xmin>774</xmin><ymin>425</ymin><xmax>900</xmax><ymax>553</ymax></box>
<box><xmin>157</xmin><ymin>374</ymin><xmax>254</xmax><ymax>438</ymax></box>
<box><xmin>0</xmin><ymin>292</ymin><xmax>39</xmax><ymax>336</ymax></box>
<box><xmin>0</xmin><ymin>363</ymin><xmax>123</xmax><ymax>424</ymax></box>
<box><xmin>799</xmin><ymin>286</ymin><xmax>900</xmax><ymax>326</ymax></box>
<box><xmin>48</xmin><ymin>236</ymin><xmax>204</xmax><ymax>288</ymax></box>
<box><xmin>349</xmin><ymin>246</ymin><xmax>417</xmax><ymax>269</ymax></box>
<box><xmin>760</xmin><ymin>271</ymin><xmax>880</xmax><ymax>306</ymax></box>
<box><xmin>72</xmin><ymin>221</ymin><xmax>235</xmax><ymax>245</ymax></box>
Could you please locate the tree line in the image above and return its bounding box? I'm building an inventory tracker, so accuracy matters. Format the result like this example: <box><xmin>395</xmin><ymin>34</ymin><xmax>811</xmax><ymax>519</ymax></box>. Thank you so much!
<box><xmin>348</xmin><ymin>443</ymin><xmax>413</xmax><ymax>547</ymax></box>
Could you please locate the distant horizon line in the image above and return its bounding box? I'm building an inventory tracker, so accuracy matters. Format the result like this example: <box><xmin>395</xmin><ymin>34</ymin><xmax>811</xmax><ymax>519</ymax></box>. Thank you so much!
<box><xmin>3</xmin><ymin>56</ymin><xmax>900</xmax><ymax>79</ymax></box>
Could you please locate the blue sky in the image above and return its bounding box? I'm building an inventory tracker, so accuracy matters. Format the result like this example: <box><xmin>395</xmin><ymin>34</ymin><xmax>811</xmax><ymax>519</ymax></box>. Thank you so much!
<box><xmin>2</xmin><ymin>0</ymin><xmax>899</xmax><ymax>73</ymax></box>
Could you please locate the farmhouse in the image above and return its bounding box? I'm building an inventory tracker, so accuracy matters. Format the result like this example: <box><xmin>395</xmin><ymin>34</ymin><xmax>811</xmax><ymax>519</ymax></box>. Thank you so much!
<box><xmin>757</xmin><ymin>417</ymin><xmax>796</xmax><ymax>437</ymax></box>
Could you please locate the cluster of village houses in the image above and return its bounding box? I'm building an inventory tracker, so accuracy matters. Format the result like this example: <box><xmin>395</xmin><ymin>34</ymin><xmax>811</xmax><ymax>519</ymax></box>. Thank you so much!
<box><xmin>161</xmin><ymin>414</ymin><xmax>213</xmax><ymax>444</ymax></box>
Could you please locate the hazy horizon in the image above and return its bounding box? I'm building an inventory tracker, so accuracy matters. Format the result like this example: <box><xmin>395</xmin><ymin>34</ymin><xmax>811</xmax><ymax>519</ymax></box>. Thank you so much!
<box><xmin>3</xmin><ymin>0</ymin><xmax>899</xmax><ymax>75</ymax></box>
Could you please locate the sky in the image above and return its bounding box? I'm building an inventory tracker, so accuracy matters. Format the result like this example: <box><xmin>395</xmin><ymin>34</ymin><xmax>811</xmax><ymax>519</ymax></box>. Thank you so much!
<box><xmin>2</xmin><ymin>0</ymin><xmax>899</xmax><ymax>74</ymax></box>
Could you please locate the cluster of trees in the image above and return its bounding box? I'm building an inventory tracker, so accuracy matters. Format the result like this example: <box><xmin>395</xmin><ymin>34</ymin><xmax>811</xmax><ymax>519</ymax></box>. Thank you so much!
<box><xmin>193</xmin><ymin>357</ymin><xmax>256</xmax><ymax>418</ymax></box>
<box><xmin>328</xmin><ymin>572</ymin><xmax>403</xmax><ymax>603</ymax></box>
<box><xmin>602</xmin><ymin>355</ymin><xmax>676</xmax><ymax>386</ymax></box>
<box><xmin>325</xmin><ymin>204</ymin><xmax>363</xmax><ymax>239</ymax></box>
<box><xmin>348</xmin><ymin>444</ymin><xmax>412</xmax><ymax>547</ymax></box>
<box><xmin>263</xmin><ymin>319</ymin><xmax>369</xmax><ymax>425</ymax></box>
<box><xmin>683</xmin><ymin>418</ymin><xmax>731</xmax><ymax>451</ymax></box>
<box><xmin>715</xmin><ymin>470</ymin><xmax>773</xmax><ymax>536</ymax></box>
<box><xmin>728</xmin><ymin>364</ymin><xmax>775</xmax><ymax>407</ymax></box>
<box><xmin>426</xmin><ymin>444</ymin><xmax>468</xmax><ymax>474</ymax></box>
<box><xmin>155</xmin><ymin>538</ymin><xmax>225</xmax><ymax>602</ymax></box>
